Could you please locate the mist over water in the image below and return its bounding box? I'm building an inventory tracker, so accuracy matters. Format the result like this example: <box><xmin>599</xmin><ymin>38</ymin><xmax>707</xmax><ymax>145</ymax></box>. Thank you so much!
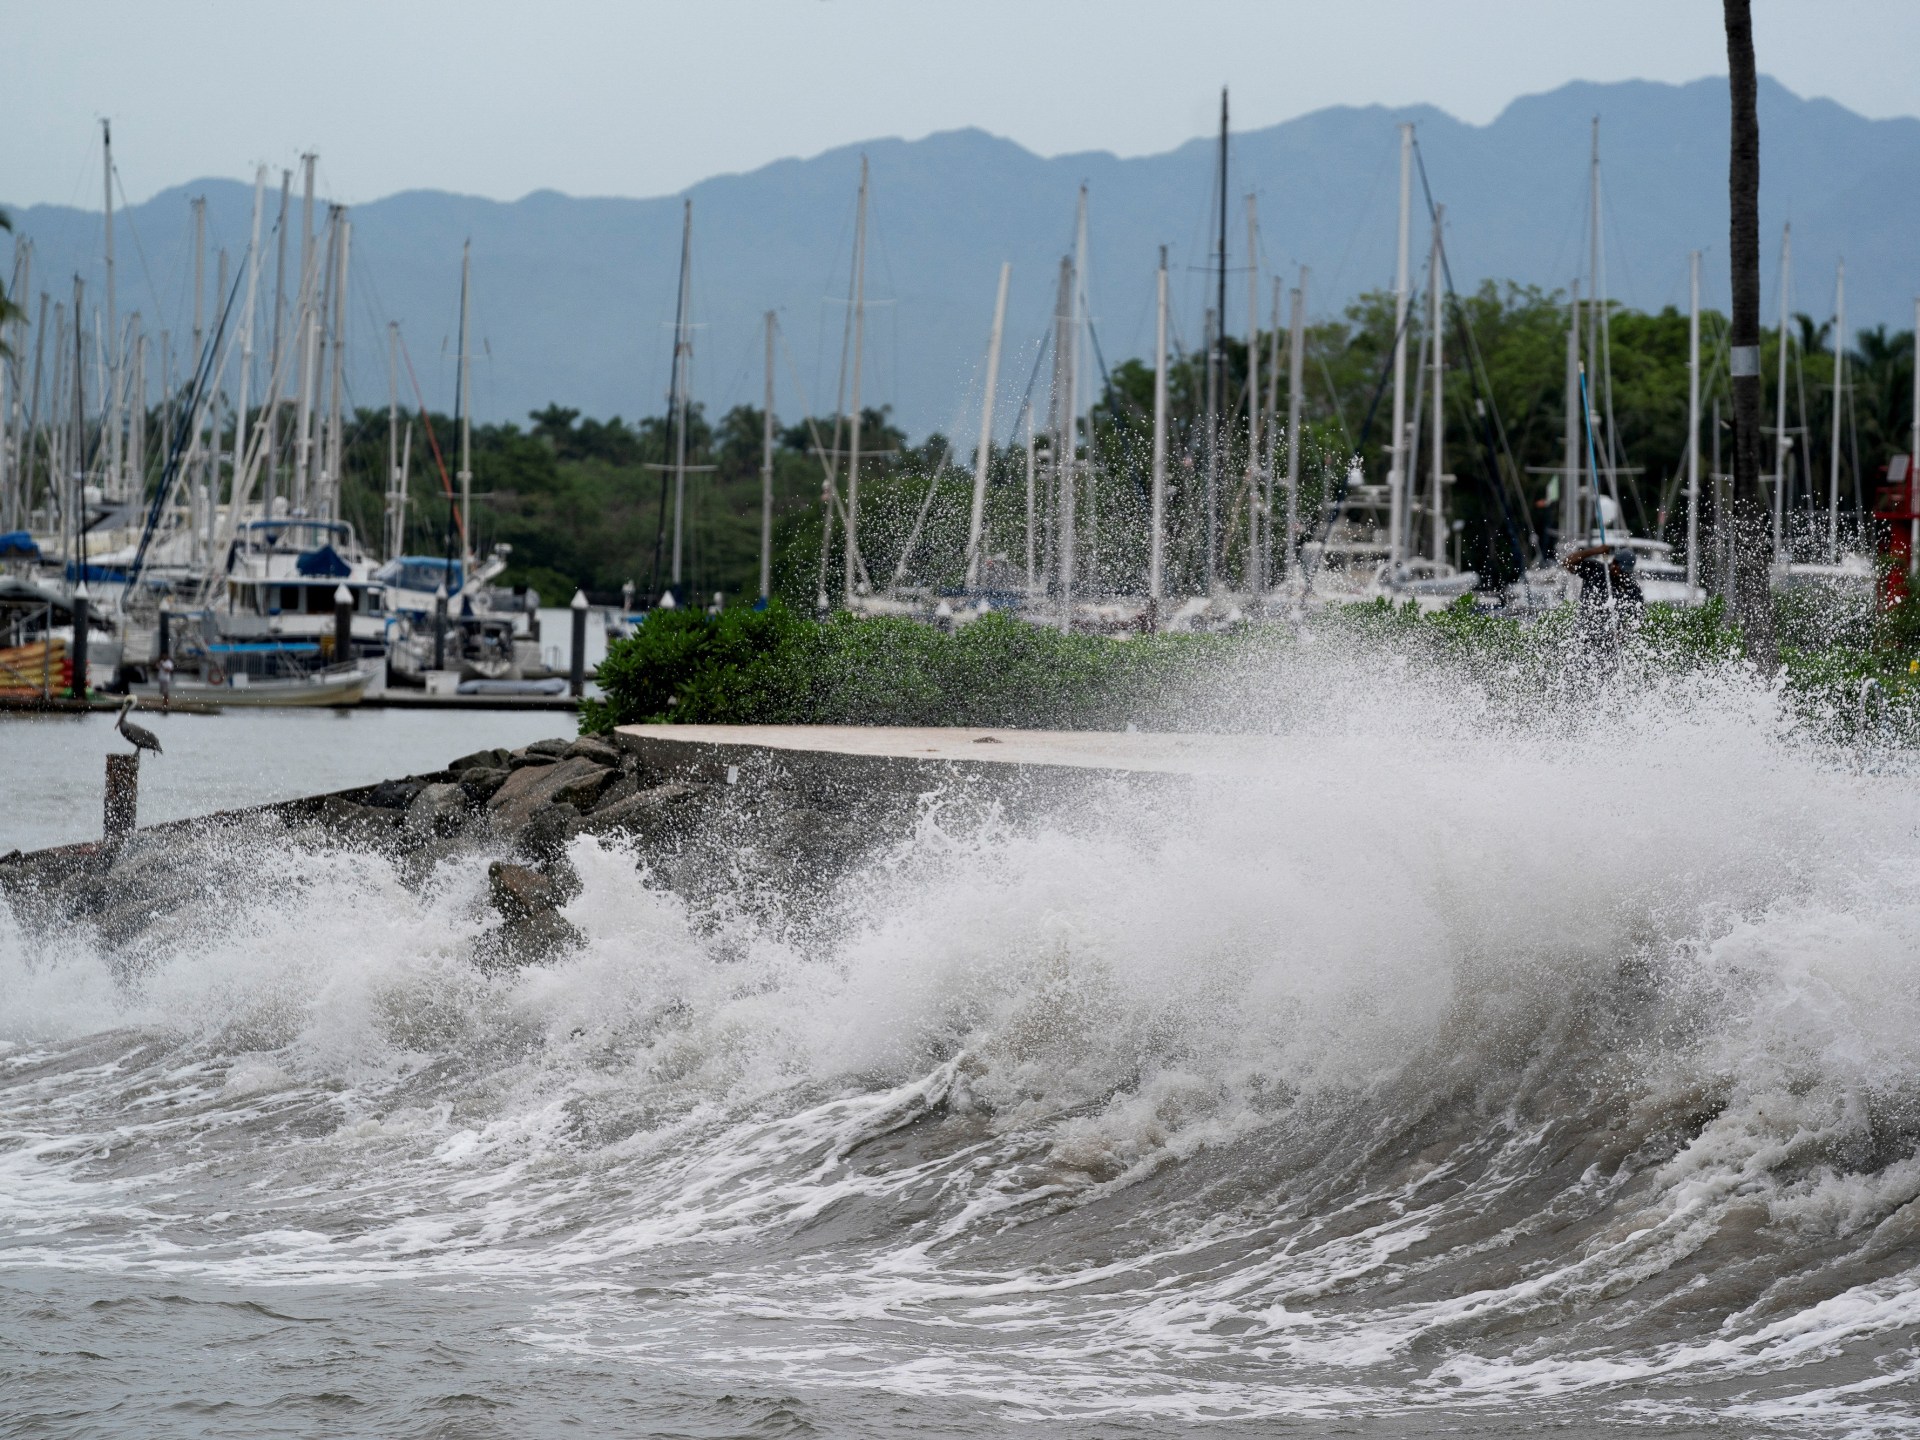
<box><xmin>6</xmin><ymin>646</ymin><xmax>1920</xmax><ymax>1436</ymax></box>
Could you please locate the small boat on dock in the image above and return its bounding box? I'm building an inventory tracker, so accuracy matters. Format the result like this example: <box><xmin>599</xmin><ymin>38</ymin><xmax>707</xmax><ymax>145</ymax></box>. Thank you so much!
<box><xmin>129</xmin><ymin>660</ymin><xmax>372</xmax><ymax>708</ymax></box>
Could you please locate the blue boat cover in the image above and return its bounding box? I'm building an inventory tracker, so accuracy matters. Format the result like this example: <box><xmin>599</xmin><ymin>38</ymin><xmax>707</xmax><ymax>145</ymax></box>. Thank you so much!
<box><xmin>296</xmin><ymin>545</ymin><xmax>352</xmax><ymax>578</ymax></box>
<box><xmin>0</xmin><ymin>531</ymin><xmax>40</xmax><ymax>559</ymax></box>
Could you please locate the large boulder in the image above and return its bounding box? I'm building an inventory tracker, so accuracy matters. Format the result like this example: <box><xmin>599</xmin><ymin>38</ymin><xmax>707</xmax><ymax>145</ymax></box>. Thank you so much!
<box><xmin>487</xmin><ymin>756</ymin><xmax>614</xmax><ymax>831</ymax></box>
<box><xmin>457</xmin><ymin>766</ymin><xmax>511</xmax><ymax>806</ymax></box>
<box><xmin>449</xmin><ymin>747</ymin><xmax>511</xmax><ymax>773</ymax></box>
<box><xmin>472</xmin><ymin>859</ymin><xmax>581</xmax><ymax>971</ymax></box>
<box><xmin>407</xmin><ymin>781</ymin><xmax>470</xmax><ymax>838</ymax></box>
<box><xmin>561</xmin><ymin>736</ymin><xmax>622</xmax><ymax>767</ymax></box>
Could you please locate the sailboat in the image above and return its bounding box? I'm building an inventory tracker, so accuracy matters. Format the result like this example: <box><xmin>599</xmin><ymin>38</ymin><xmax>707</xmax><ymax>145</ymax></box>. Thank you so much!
<box><xmin>382</xmin><ymin>242</ymin><xmax>544</xmax><ymax>686</ymax></box>
<box><xmin>1301</xmin><ymin>123</ymin><xmax>1475</xmax><ymax>613</ymax></box>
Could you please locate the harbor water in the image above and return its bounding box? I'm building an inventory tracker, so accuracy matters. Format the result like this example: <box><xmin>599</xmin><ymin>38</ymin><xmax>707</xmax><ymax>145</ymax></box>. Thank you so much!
<box><xmin>5</xmin><ymin>654</ymin><xmax>1920</xmax><ymax>1436</ymax></box>
<box><xmin>0</xmin><ymin>606</ymin><xmax>605</xmax><ymax>853</ymax></box>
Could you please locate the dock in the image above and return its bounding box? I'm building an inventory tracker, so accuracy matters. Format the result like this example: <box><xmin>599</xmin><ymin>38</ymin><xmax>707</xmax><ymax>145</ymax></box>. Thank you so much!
<box><xmin>0</xmin><ymin>695</ymin><xmax>223</xmax><ymax>716</ymax></box>
<box><xmin>361</xmin><ymin>692</ymin><xmax>583</xmax><ymax>712</ymax></box>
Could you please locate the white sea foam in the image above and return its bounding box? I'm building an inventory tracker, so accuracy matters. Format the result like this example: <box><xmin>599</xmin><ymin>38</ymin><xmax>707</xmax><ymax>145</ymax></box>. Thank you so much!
<box><xmin>4</xmin><ymin>649</ymin><xmax>1920</xmax><ymax>1427</ymax></box>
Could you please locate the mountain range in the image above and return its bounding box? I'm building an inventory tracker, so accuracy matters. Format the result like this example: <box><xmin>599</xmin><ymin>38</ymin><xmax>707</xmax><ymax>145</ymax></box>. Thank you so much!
<box><xmin>6</xmin><ymin>75</ymin><xmax>1917</xmax><ymax>440</ymax></box>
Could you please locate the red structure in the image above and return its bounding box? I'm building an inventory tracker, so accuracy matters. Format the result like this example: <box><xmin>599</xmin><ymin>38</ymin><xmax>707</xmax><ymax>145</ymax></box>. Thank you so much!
<box><xmin>1872</xmin><ymin>455</ymin><xmax>1918</xmax><ymax>608</ymax></box>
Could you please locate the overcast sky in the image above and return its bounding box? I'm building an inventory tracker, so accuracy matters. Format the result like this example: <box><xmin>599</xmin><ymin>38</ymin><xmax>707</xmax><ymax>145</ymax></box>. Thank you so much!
<box><xmin>6</xmin><ymin>1</ymin><xmax>1916</xmax><ymax>209</ymax></box>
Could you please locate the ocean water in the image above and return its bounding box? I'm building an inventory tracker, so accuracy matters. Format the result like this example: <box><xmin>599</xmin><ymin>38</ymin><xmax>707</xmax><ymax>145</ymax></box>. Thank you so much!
<box><xmin>2</xmin><ymin>605</ymin><xmax>601</xmax><ymax>854</ymax></box>
<box><xmin>0</xmin><ymin>708</ymin><xmax>574</xmax><ymax>853</ymax></box>
<box><xmin>5</xmin><ymin>654</ymin><xmax>1920</xmax><ymax>1437</ymax></box>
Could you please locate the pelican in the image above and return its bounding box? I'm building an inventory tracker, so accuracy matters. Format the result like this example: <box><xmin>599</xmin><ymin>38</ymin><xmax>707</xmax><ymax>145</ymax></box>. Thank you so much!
<box><xmin>115</xmin><ymin>696</ymin><xmax>163</xmax><ymax>757</ymax></box>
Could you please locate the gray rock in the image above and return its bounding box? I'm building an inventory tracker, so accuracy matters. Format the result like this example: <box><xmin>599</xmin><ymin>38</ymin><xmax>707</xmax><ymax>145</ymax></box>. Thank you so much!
<box><xmin>589</xmin><ymin>772</ymin><xmax>641</xmax><ymax>813</ymax></box>
<box><xmin>561</xmin><ymin>736</ymin><xmax>622</xmax><ymax>767</ymax></box>
<box><xmin>488</xmin><ymin>860</ymin><xmax>560</xmax><ymax>919</ymax></box>
<box><xmin>576</xmin><ymin>782</ymin><xmax>716</xmax><ymax>847</ymax></box>
<box><xmin>449</xmin><ymin>747</ymin><xmax>511</xmax><ymax>773</ymax></box>
<box><xmin>507</xmin><ymin>750</ymin><xmax>558</xmax><ymax>770</ymax></box>
<box><xmin>458</xmin><ymin>766</ymin><xmax>511</xmax><ymax>805</ymax></box>
<box><xmin>365</xmin><ymin>778</ymin><xmax>427</xmax><ymax>809</ymax></box>
<box><xmin>525</xmin><ymin>737</ymin><xmax>574</xmax><ymax>758</ymax></box>
<box><xmin>488</xmin><ymin>756</ymin><xmax>612</xmax><ymax>830</ymax></box>
<box><xmin>312</xmin><ymin>795</ymin><xmax>407</xmax><ymax>848</ymax></box>
<box><xmin>553</xmin><ymin>767</ymin><xmax>615</xmax><ymax>812</ymax></box>
<box><xmin>471</xmin><ymin>909</ymin><xmax>582</xmax><ymax>973</ymax></box>
<box><xmin>517</xmin><ymin>805</ymin><xmax>580</xmax><ymax>864</ymax></box>
<box><xmin>407</xmin><ymin>782</ymin><xmax>469</xmax><ymax>836</ymax></box>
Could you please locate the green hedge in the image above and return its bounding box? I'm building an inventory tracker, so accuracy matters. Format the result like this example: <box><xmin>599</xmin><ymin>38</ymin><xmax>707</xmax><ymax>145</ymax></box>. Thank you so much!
<box><xmin>579</xmin><ymin>593</ymin><xmax>1920</xmax><ymax>743</ymax></box>
<box><xmin>579</xmin><ymin>603</ymin><xmax>1248</xmax><ymax>733</ymax></box>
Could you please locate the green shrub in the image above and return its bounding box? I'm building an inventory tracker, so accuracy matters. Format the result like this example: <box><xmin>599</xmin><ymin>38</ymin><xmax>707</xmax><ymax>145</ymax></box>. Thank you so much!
<box><xmin>579</xmin><ymin>592</ymin><xmax>1920</xmax><ymax>743</ymax></box>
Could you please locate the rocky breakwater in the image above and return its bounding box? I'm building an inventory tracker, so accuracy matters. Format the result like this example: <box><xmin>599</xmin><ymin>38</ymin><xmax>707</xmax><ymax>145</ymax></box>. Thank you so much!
<box><xmin>0</xmin><ymin>727</ymin><xmax>1096</xmax><ymax>973</ymax></box>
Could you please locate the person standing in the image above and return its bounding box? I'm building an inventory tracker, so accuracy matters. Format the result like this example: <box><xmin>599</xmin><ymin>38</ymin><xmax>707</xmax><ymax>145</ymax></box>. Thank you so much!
<box><xmin>1561</xmin><ymin>544</ymin><xmax>1645</xmax><ymax>650</ymax></box>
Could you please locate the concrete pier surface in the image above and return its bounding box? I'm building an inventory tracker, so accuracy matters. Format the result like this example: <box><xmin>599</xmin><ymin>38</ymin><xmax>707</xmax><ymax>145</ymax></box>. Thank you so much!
<box><xmin>614</xmin><ymin>724</ymin><xmax>1276</xmax><ymax>777</ymax></box>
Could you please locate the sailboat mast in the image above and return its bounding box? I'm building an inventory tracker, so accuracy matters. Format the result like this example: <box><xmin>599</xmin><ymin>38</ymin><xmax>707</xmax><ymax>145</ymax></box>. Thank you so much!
<box><xmin>305</xmin><ymin>214</ymin><xmax>335</xmax><ymax>510</ymax></box>
<box><xmin>1072</xmin><ymin>189</ymin><xmax>1090</xmax><ymax>588</ymax></box>
<box><xmin>207</xmin><ymin>250</ymin><xmax>227</xmax><ymax>552</ymax></box>
<box><xmin>386</xmin><ymin>321</ymin><xmax>401</xmax><ymax>561</ymax></box>
<box><xmin>844</xmin><ymin>157</ymin><xmax>868</xmax><ymax>604</ymax></box>
<box><xmin>1284</xmin><ymin>269</ymin><xmax>1306</xmax><ymax>587</ymax></box>
<box><xmin>760</xmin><ymin>310</ymin><xmax>775</xmax><ymax>603</ymax></box>
<box><xmin>101</xmin><ymin>121</ymin><xmax>121</xmax><ymax>498</ymax></box>
<box><xmin>227</xmin><ymin>168</ymin><xmax>265</xmax><ymax>559</ymax></box>
<box><xmin>1</xmin><ymin>247</ymin><xmax>21</xmax><ymax>531</ymax></box>
<box><xmin>69</xmin><ymin>276</ymin><xmax>84</xmax><ymax>572</ymax></box>
<box><xmin>1587</xmin><ymin>119</ymin><xmax>1602</xmax><ymax>526</ymax></box>
<box><xmin>1149</xmin><ymin>247</ymin><xmax>1168</xmax><ymax>606</ymax></box>
<box><xmin>1264</xmin><ymin>275</ymin><xmax>1282</xmax><ymax>582</ymax></box>
<box><xmin>456</xmin><ymin>238</ymin><xmax>473</xmax><ymax>577</ymax></box>
<box><xmin>1388</xmin><ymin>122</ymin><xmax>1413</xmax><ymax>571</ymax></box>
<box><xmin>267</xmin><ymin>168</ymin><xmax>288</xmax><ymax>518</ymax></box>
<box><xmin>670</xmin><ymin>204</ymin><xmax>692</xmax><ymax>590</ymax></box>
<box><xmin>1773</xmin><ymin>222</ymin><xmax>1791</xmax><ymax>559</ymax></box>
<box><xmin>1829</xmin><ymin>260</ymin><xmax>1845</xmax><ymax>560</ymax></box>
<box><xmin>293</xmin><ymin>155</ymin><xmax>314</xmax><ymax>512</ymax></box>
<box><xmin>1562</xmin><ymin>280</ymin><xmax>1580</xmax><ymax>546</ymax></box>
<box><xmin>1054</xmin><ymin>254</ymin><xmax>1075</xmax><ymax>630</ymax></box>
<box><xmin>1206</xmin><ymin>88</ymin><xmax>1227</xmax><ymax>593</ymax></box>
<box><xmin>965</xmin><ymin>262</ymin><xmax>1011</xmax><ymax>591</ymax></box>
<box><xmin>1910</xmin><ymin>300</ymin><xmax>1919</xmax><ymax>579</ymax></box>
<box><xmin>1245</xmin><ymin>193</ymin><xmax>1261</xmax><ymax>595</ymax></box>
<box><xmin>326</xmin><ymin>216</ymin><xmax>349</xmax><ymax>523</ymax></box>
<box><xmin>1024</xmin><ymin>403</ymin><xmax>1036</xmax><ymax>594</ymax></box>
<box><xmin>1687</xmin><ymin>250</ymin><xmax>1701</xmax><ymax>599</ymax></box>
<box><xmin>1429</xmin><ymin>204</ymin><xmax>1445</xmax><ymax>565</ymax></box>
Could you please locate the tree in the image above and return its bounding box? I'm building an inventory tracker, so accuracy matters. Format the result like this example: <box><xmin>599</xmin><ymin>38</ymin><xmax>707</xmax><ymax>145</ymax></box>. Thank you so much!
<box><xmin>0</xmin><ymin>213</ymin><xmax>23</xmax><ymax>356</ymax></box>
<box><xmin>1724</xmin><ymin>0</ymin><xmax>1776</xmax><ymax>665</ymax></box>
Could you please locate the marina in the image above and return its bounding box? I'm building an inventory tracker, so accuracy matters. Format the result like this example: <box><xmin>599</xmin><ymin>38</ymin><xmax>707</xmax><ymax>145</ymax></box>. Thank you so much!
<box><xmin>6</xmin><ymin>4</ymin><xmax>1920</xmax><ymax>1437</ymax></box>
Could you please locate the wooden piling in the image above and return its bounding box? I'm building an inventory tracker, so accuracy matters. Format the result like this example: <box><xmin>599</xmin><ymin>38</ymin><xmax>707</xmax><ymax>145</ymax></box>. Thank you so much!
<box><xmin>105</xmin><ymin>753</ymin><xmax>138</xmax><ymax>842</ymax></box>
<box><xmin>333</xmin><ymin>584</ymin><xmax>354</xmax><ymax>668</ymax></box>
<box><xmin>70</xmin><ymin>587</ymin><xmax>90</xmax><ymax>699</ymax></box>
<box><xmin>569</xmin><ymin>589</ymin><xmax>588</xmax><ymax>698</ymax></box>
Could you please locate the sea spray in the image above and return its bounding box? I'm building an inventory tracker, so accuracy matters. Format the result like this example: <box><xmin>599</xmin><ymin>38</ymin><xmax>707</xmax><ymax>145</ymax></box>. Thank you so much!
<box><xmin>5</xmin><ymin>647</ymin><xmax>1920</xmax><ymax>1433</ymax></box>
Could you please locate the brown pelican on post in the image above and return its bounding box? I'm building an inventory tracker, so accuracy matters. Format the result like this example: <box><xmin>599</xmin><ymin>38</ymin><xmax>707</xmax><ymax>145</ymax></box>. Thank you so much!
<box><xmin>115</xmin><ymin>697</ymin><xmax>163</xmax><ymax>756</ymax></box>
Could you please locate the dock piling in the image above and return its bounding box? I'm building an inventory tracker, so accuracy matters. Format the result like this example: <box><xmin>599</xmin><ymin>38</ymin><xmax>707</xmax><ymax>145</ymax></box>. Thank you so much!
<box><xmin>104</xmin><ymin>753</ymin><xmax>138</xmax><ymax>842</ymax></box>
<box><xmin>70</xmin><ymin>584</ymin><xmax>90</xmax><ymax>699</ymax></box>
<box><xmin>333</xmin><ymin>584</ymin><xmax>353</xmax><ymax>667</ymax></box>
<box><xmin>569</xmin><ymin>589</ymin><xmax>588</xmax><ymax>698</ymax></box>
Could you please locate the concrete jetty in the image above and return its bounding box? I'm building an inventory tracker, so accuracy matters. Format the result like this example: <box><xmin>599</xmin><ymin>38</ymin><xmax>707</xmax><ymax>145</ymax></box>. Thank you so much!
<box><xmin>616</xmin><ymin>724</ymin><xmax>1272</xmax><ymax>780</ymax></box>
<box><xmin>2</xmin><ymin>724</ymin><xmax>1221</xmax><ymax>968</ymax></box>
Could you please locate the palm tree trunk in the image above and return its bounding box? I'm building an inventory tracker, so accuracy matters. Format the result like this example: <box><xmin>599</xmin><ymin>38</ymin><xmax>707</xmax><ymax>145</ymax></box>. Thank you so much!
<box><xmin>1724</xmin><ymin>0</ymin><xmax>1776</xmax><ymax>665</ymax></box>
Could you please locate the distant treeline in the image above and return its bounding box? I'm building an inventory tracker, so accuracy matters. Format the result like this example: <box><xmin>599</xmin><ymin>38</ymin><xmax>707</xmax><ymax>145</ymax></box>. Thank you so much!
<box><xmin>327</xmin><ymin>281</ymin><xmax>1919</xmax><ymax>604</ymax></box>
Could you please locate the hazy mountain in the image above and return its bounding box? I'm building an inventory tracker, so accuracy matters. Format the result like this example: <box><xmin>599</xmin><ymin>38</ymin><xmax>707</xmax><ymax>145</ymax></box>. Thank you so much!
<box><xmin>7</xmin><ymin>75</ymin><xmax>1915</xmax><ymax>439</ymax></box>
